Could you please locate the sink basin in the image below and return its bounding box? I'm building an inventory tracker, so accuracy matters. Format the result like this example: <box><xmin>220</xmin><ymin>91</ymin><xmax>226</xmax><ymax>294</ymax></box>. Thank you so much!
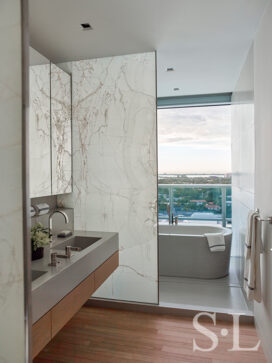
<box><xmin>32</xmin><ymin>270</ymin><xmax>47</xmax><ymax>282</ymax></box>
<box><xmin>53</xmin><ymin>235</ymin><xmax>101</xmax><ymax>251</ymax></box>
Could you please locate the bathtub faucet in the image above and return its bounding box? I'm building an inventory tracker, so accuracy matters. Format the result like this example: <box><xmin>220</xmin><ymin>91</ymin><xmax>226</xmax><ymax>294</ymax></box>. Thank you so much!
<box><xmin>167</xmin><ymin>203</ymin><xmax>171</xmax><ymax>224</ymax></box>
<box><xmin>167</xmin><ymin>204</ymin><xmax>178</xmax><ymax>225</ymax></box>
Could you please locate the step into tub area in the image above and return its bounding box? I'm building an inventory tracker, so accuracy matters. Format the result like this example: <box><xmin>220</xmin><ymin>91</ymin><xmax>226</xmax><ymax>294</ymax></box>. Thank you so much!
<box><xmin>31</xmin><ymin>230</ymin><xmax>119</xmax><ymax>359</ymax></box>
<box><xmin>159</xmin><ymin>224</ymin><xmax>252</xmax><ymax>315</ymax></box>
<box><xmin>159</xmin><ymin>224</ymin><xmax>232</xmax><ymax>279</ymax></box>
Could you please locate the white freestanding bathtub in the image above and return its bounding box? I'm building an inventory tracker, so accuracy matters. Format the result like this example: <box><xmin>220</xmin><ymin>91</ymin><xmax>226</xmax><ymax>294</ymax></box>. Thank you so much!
<box><xmin>159</xmin><ymin>224</ymin><xmax>232</xmax><ymax>279</ymax></box>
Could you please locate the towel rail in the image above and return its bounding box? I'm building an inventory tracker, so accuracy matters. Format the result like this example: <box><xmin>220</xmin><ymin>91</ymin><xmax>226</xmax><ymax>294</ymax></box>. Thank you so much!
<box><xmin>255</xmin><ymin>208</ymin><xmax>272</xmax><ymax>224</ymax></box>
<box><xmin>256</xmin><ymin>216</ymin><xmax>272</xmax><ymax>223</ymax></box>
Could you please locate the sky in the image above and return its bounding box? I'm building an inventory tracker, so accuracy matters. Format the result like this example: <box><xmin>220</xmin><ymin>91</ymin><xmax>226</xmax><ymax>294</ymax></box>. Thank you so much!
<box><xmin>158</xmin><ymin>105</ymin><xmax>231</xmax><ymax>174</ymax></box>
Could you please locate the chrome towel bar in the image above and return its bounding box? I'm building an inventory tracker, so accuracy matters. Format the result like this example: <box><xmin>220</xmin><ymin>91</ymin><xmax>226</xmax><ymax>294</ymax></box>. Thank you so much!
<box><xmin>255</xmin><ymin>208</ymin><xmax>272</xmax><ymax>224</ymax></box>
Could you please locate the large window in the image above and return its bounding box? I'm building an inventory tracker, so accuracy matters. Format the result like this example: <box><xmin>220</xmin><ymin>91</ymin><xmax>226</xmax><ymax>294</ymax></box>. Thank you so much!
<box><xmin>158</xmin><ymin>105</ymin><xmax>231</xmax><ymax>226</ymax></box>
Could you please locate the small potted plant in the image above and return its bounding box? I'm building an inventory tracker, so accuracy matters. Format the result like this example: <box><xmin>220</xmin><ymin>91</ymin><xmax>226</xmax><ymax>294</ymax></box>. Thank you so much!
<box><xmin>31</xmin><ymin>223</ymin><xmax>50</xmax><ymax>260</ymax></box>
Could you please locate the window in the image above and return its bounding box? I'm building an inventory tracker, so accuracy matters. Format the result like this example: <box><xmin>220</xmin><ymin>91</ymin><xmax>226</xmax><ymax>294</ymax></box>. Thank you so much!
<box><xmin>158</xmin><ymin>105</ymin><xmax>231</xmax><ymax>226</ymax></box>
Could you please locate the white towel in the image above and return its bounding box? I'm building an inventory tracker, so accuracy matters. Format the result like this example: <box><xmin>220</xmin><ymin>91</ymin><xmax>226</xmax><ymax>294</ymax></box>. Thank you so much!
<box><xmin>204</xmin><ymin>233</ymin><xmax>225</xmax><ymax>252</ymax></box>
<box><xmin>245</xmin><ymin>210</ymin><xmax>258</xmax><ymax>258</ymax></box>
<box><xmin>244</xmin><ymin>210</ymin><xmax>262</xmax><ymax>302</ymax></box>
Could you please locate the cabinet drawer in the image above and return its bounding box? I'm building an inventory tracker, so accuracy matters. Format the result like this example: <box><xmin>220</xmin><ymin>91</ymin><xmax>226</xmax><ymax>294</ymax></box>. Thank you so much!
<box><xmin>94</xmin><ymin>251</ymin><xmax>119</xmax><ymax>290</ymax></box>
<box><xmin>32</xmin><ymin>311</ymin><xmax>52</xmax><ymax>359</ymax></box>
<box><xmin>33</xmin><ymin>250</ymin><xmax>119</xmax><ymax>357</ymax></box>
<box><xmin>51</xmin><ymin>272</ymin><xmax>95</xmax><ymax>337</ymax></box>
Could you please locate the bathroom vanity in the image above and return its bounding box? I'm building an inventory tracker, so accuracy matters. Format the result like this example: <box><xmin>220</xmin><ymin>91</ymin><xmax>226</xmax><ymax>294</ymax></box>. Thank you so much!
<box><xmin>28</xmin><ymin>46</ymin><xmax>119</xmax><ymax>358</ymax></box>
<box><xmin>31</xmin><ymin>230</ymin><xmax>119</xmax><ymax>358</ymax></box>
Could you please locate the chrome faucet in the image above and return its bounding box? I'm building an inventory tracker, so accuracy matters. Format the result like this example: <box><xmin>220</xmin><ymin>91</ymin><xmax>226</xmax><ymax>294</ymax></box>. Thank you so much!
<box><xmin>48</xmin><ymin>210</ymin><xmax>69</xmax><ymax>246</ymax></box>
<box><xmin>48</xmin><ymin>252</ymin><xmax>58</xmax><ymax>266</ymax></box>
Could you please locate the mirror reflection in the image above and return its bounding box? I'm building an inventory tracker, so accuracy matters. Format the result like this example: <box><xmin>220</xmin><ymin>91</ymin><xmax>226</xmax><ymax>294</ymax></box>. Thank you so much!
<box><xmin>29</xmin><ymin>47</ymin><xmax>72</xmax><ymax>197</ymax></box>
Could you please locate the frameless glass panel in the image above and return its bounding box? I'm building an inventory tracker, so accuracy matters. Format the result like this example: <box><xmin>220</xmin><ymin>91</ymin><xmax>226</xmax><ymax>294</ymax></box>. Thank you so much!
<box><xmin>226</xmin><ymin>186</ymin><xmax>232</xmax><ymax>225</ymax></box>
<box><xmin>172</xmin><ymin>186</ymin><xmax>222</xmax><ymax>224</ymax></box>
<box><xmin>158</xmin><ymin>185</ymin><xmax>170</xmax><ymax>223</ymax></box>
<box><xmin>159</xmin><ymin>184</ymin><xmax>232</xmax><ymax>226</ymax></box>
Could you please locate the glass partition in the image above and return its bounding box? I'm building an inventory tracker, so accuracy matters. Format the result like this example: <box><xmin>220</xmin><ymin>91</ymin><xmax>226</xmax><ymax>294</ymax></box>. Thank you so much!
<box><xmin>158</xmin><ymin>184</ymin><xmax>232</xmax><ymax>226</ymax></box>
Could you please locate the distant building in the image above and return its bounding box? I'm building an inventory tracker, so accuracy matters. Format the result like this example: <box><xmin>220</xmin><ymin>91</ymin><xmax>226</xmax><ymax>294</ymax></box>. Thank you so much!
<box><xmin>205</xmin><ymin>204</ymin><xmax>220</xmax><ymax>211</ymax></box>
<box><xmin>191</xmin><ymin>212</ymin><xmax>218</xmax><ymax>220</ymax></box>
<box><xmin>190</xmin><ymin>199</ymin><xmax>207</xmax><ymax>205</ymax></box>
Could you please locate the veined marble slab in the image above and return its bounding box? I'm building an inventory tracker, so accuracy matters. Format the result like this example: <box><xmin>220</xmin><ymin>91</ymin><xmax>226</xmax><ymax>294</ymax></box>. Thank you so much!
<box><xmin>29</xmin><ymin>64</ymin><xmax>51</xmax><ymax>197</ymax></box>
<box><xmin>0</xmin><ymin>0</ymin><xmax>25</xmax><ymax>361</ymax></box>
<box><xmin>59</xmin><ymin>52</ymin><xmax>158</xmax><ymax>304</ymax></box>
<box><xmin>51</xmin><ymin>64</ymin><xmax>72</xmax><ymax>195</ymax></box>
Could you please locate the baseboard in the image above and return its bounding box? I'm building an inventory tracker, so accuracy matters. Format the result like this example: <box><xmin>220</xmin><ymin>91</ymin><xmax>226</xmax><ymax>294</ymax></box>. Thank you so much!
<box><xmin>85</xmin><ymin>297</ymin><xmax>254</xmax><ymax>324</ymax></box>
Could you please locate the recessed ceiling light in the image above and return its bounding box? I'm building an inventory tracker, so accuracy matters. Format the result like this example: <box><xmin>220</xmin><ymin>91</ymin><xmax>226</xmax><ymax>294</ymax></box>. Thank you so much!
<box><xmin>81</xmin><ymin>23</ymin><xmax>92</xmax><ymax>30</ymax></box>
<box><xmin>173</xmin><ymin>87</ymin><xmax>180</xmax><ymax>91</ymax></box>
<box><xmin>166</xmin><ymin>67</ymin><xmax>174</xmax><ymax>72</ymax></box>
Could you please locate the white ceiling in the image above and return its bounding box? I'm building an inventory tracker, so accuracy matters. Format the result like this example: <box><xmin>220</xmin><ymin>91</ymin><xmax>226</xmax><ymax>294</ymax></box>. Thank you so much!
<box><xmin>29</xmin><ymin>0</ymin><xmax>268</xmax><ymax>97</ymax></box>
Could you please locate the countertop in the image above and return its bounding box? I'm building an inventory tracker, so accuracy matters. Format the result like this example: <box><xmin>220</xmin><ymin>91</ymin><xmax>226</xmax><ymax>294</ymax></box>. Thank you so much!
<box><xmin>32</xmin><ymin>230</ymin><xmax>119</xmax><ymax>323</ymax></box>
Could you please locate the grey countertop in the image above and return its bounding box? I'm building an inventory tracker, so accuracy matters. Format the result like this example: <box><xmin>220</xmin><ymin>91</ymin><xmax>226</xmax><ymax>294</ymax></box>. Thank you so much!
<box><xmin>32</xmin><ymin>230</ymin><xmax>118</xmax><ymax>323</ymax></box>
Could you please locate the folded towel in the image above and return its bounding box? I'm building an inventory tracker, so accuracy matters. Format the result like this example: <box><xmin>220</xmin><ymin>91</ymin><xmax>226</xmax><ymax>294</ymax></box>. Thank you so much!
<box><xmin>204</xmin><ymin>232</ymin><xmax>225</xmax><ymax>252</ymax></box>
<box><xmin>244</xmin><ymin>210</ymin><xmax>262</xmax><ymax>302</ymax></box>
<box><xmin>245</xmin><ymin>210</ymin><xmax>258</xmax><ymax>258</ymax></box>
<box><xmin>35</xmin><ymin>203</ymin><xmax>50</xmax><ymax>216</ymax></box>
<box><xmin>30</xmin><ymin>205</ymin><xmax>36</xmax><ymax>217</ymax></box>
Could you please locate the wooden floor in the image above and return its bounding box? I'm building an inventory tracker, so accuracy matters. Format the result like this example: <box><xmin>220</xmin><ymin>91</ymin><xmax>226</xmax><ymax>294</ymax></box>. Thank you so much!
<box><xmin>34</xmin><ymin>306</ymin><xmax>266</xmax><ymax>363</ymax></box>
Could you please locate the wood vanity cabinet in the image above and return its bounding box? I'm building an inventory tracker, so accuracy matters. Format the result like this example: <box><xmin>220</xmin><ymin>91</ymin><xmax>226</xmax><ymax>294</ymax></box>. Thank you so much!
<box><xmin>32</xmin><ymin>251</ymin><xmax>119</xmax><ymax>358</ymax></box>
<box><xmin>32</xmin><ymin>310</ymin><xmax>52</xmax><ymax>358</ymax></box>
<box><xmin>51</xmin><ymin>272</ymin><xmax>95</xmax><ymax>337</ymax></box>
<box><xmin>94</xmin><ymin>249</ymin><xmax>119</xmax><ymax>289</ymax></box>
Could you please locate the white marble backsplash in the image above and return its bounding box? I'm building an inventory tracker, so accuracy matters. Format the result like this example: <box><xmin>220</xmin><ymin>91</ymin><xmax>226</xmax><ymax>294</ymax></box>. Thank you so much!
<box><xmin>59</xmin><ymin>52</ymin><xmax>158</xmax><ymax>303</ymax></box>
<box><xmin>0</xmin><ymin>0</ymin><xmax>25</xmax><ymax>361</ymax></box>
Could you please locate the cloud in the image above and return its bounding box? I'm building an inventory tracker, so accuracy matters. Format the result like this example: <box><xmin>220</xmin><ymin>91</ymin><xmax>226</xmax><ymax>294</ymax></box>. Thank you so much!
<box><xmin>158</xmin><ymin>105</ymin><xmax>231</xmax><ymax>149</ymax></box>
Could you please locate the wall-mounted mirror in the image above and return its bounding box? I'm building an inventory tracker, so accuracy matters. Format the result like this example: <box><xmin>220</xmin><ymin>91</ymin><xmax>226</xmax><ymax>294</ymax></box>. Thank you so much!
<box><xmin>29</xmin><ymin>47</ymin><xmax>51</xmax><ymax>197</ymax></box>
<box><xmin>29</xmin><ymin>47</ymin><xmax>72</xmax><ymax>198</ymax></box>
<box><xmin>51</xmin><ymin>64</ymin><xmax>72</xmax><ymax>195</ymax></box>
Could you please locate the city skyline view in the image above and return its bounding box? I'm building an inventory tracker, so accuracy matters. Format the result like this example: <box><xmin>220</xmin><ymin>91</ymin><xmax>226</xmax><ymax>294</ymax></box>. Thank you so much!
<box><xmin>158</xmin><ymin>105</ymin><xmax>231</xmax><ymax>174</ymax></box>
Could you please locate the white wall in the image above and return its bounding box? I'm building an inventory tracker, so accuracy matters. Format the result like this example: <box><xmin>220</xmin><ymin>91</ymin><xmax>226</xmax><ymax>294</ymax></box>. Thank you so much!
<box><xmin>231</xmin><ymin>46</ymin><xmax>255</xmax><ymax>285</ymax></box>
<box><xmin>0</xmin><ymin>0</ymin><xmax>25</xmax><ymax>361</ymax></box>
<box><xmin>253</xmin><ymin>1</ymin><xmax>272</xmax><ymax>361</ymax></box>
<box><xmin>59</xmin><ymin>52</ymin><xmax>158</xmax><ymax>304</ymax></box>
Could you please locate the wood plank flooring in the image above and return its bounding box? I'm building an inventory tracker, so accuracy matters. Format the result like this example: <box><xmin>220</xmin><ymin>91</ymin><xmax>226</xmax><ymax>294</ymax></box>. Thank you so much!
<box><xmin>34</xmin><ymin>306</ymin><xmax>266</xmax><ymax>363</ymax></box>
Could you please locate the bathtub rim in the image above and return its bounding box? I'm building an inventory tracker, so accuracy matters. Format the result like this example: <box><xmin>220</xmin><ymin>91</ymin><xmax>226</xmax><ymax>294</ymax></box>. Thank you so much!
<box><xmin>158</xmin><ymin>224</ymin><xmax>232</xmax><ymax>238</ymax></box>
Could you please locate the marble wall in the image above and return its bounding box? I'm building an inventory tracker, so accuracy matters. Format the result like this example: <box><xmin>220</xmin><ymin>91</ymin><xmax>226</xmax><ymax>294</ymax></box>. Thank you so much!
<box><xmin>0</xmin><ymin>0</ymin><xmax>25</xmax><ymax>361</ymax></box>
<box><xmin>51</xmin><ymin>64</ymin><xmax>72</xmax><ymax>195</ymax></box>
<box><xmin>29</xmin><ymin>58</ymin><xmax>72</xmax><ymax>198</ymax></box>
<box><xmin>29</xmin><ymin>63</ymin><xmax>51</xmax><ymax>197</ymax></box>
<box><xmin>60</xmin><ymin>52</ymin><xmax>158</xmax><ymax>303</ymax></box>
<box><xmin>253</xmin><ymin>1</ymin><xmax>272</xmax><ymax>360</ymax></box>
<box><xmin>231</xmin><ymin>46</ymin><xmax>254</xmax><ymax>287</ymax></box>
<box><xmin>231</xmin><ymin>4</ymin><xmax>272</xmax><ymax>358</ymax></box>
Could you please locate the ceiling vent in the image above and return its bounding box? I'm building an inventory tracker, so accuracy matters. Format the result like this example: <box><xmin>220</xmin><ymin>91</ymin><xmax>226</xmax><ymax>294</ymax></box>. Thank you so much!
<box><xmin>81</xmin><ymin>23</ymin><xmax>92</xmax><ymax>30</ymax></box>
<box><xmin>166</xmin><ymin>67</ymin><xmax>174</xmax><ymax>72</ymax></box>
<box><xmin>173</xmin><ymin>87</ymin><xmax>180</xmax><ymax>91</ymax></box>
